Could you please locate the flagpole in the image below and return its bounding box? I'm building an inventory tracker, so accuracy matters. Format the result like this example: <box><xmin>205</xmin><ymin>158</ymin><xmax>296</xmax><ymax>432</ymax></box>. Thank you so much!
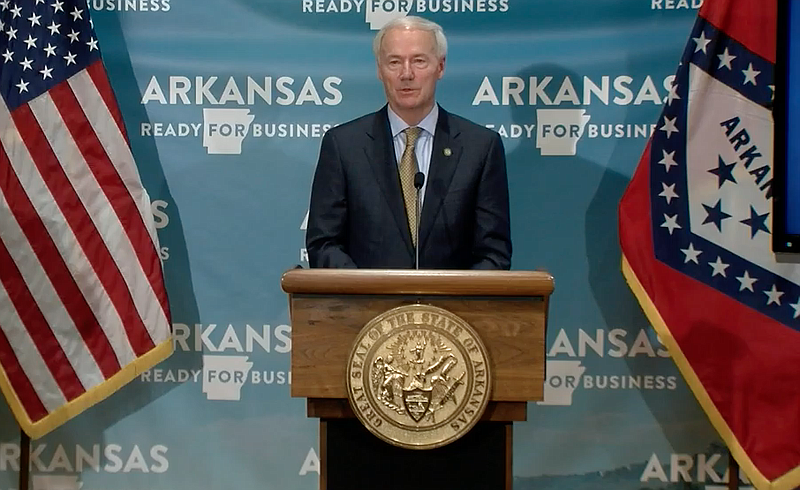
<box><xmin>19</xmin><ymin>428</ymin><xmax>29</xmax><ymax>490</ymax></box>
<box><xmin>728</xmin><ymin>451</ymin><xmax>739</xmax><ymax>490</ymax></box>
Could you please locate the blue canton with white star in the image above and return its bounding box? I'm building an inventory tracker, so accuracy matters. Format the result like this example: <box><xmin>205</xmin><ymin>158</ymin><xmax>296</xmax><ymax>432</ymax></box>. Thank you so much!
<box><xmin>0</xmin><ymin>0</ymin><xmax>100</xmax><ymax>110</ymax></box>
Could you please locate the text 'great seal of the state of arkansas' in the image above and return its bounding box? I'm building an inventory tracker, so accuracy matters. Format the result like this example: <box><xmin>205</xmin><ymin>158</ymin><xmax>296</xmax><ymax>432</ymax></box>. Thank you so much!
<box><xmin>346</xmin><ymin>304</ymin><xmax>492</xmax><ymax>449</ymax></box>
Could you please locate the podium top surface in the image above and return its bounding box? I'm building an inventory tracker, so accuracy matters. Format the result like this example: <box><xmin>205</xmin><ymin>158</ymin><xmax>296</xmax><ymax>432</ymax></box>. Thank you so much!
<box><xmin>281</xmin><ymin>269</ymin><xmax>554</xmax><ymax>297</ymax></box>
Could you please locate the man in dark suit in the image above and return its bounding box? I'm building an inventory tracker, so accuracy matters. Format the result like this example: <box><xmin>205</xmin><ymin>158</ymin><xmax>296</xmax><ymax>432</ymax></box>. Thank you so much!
<box><xmin>306</xmin><ymin>16</ymin><xmax>511</xmax><ymax>269</ymax></box>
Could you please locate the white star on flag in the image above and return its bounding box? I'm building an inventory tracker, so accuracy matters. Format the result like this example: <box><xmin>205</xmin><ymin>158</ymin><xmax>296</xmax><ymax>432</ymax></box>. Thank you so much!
<box><xmin>659</xmin><ymin>149</ymin><xmax>678</xmax><ymax>172</ymax></box>
<box><xmin>742</xmin><ymin>63</ymin><xmax>760</xmax><ymax>85</ymax></box>
<box><xmin>717</xmin><ymin>47</ymin><xmax>736</xmax><ymax>69</ymax></box>
<box><xmin>659</xmin><ymin>182</ymin><xmax>679</xmax><ymax>204</ymax></box>
<box><xmin>693</xmin><ymin>31</ymin><xmax>711</xmax><ymax>53</ymax></box>
<box><xmin>660</xmin><ymin>116</ymin><xmax>679</xmax><ymax>139</ymax></box>
<box><xmin>764</xmin><ymin>285</ymin><xmax>784</xmax><ymax>306</ymax></box>
<box><xmin>736</xmin><ymin>271</ymin><xmax>757</xmax><ymax>292</ymax></box>
<box><xmin>681</xmin><ymin>243</ymin><xmax>702</xmax><ymax>264</ymax></box>
<box><xmin>661</xmin><ymin>214</ymin><xmax>681</xmax><ymax>234</ymax></box>
<box><xmin>790</xmin><ymin>299</ymin><xmax>800</xmax><ymax>319</ymax></box>
<box><xmin>709</xmin><ymin>256</ymin><xmax>729</xmax><ymax>277</ymax></box>
<box><xmin>665</xmin><ymin>81</ymin><xmax>681</xmax><ymax>105</ymax></box>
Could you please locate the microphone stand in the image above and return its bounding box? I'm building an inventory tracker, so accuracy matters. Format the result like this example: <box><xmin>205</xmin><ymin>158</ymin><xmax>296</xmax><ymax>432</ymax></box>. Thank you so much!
<box><xmin>414</xmin><ymin>171</ymin><xmax>425</xmax><ymax>270</ymax></box>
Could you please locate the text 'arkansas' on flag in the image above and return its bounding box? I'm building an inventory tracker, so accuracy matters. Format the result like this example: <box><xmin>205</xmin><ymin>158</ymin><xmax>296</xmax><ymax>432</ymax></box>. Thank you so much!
<box><xmin>0</xmin><ymin>0</ymin><xmax>172</xmax><ymax>438</ymax></box>
<box><xmin>619</xmin><ymin>0</ymin><xmax>800</xmax><ymax>489</ymax></box>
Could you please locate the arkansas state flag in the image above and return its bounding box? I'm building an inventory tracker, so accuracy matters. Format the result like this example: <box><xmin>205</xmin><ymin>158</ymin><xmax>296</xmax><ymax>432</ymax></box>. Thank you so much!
<box><xmin>619</xmin><ymin>1</ymin><xmax>800</xmax><ymax>489</ymax></box>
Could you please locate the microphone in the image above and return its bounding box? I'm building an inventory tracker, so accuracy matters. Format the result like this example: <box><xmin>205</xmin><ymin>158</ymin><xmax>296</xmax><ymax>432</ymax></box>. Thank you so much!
<box><xmin>414</xmin><ymin>171</ymin><xmax>425</xmax><ymax>270</ymax></box>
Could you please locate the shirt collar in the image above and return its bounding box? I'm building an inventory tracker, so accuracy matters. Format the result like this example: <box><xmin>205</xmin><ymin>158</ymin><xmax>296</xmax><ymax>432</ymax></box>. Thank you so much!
<box><xmin>387</xmin><ymin>104</ymin><xmax>438</xmax><ymax>138</ymax></box>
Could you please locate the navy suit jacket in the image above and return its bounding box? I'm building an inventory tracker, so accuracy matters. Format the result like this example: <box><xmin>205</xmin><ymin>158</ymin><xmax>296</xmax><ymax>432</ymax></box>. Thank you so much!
<box><xmin>306</xmin><ymin>105</ymin><xmax>511</xmax><ymax>269</ymax></box>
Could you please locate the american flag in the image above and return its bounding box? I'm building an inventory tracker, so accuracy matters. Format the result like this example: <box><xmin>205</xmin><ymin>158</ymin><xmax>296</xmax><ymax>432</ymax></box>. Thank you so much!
<box><xmin>0</xmin><ymin>0</ymin><xmax>172</xmax><ymax>437</ymax></box>
<box><xmin>620</xmin><ymin>0</ymin><xmax>800</xmax><ymax>489</ymax></box>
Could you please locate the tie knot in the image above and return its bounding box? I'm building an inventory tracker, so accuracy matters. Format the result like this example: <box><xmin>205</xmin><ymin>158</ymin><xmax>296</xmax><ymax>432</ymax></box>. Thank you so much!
<box><xmin>404</xmin><ymin>126</ymin><xmax>422</xmax><ymax>148</ymax></box>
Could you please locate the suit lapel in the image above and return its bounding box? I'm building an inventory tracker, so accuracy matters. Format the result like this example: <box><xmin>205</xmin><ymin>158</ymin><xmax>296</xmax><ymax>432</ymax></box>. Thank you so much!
<box><xmin>365</xmin><ymin>106</ymin><xmax>415</xmax><ymax>254</ymax></box>
<box><xmin>419</xmin><ymin>107</ymin><xmax>461</xmax><ymax>249</ymax></box>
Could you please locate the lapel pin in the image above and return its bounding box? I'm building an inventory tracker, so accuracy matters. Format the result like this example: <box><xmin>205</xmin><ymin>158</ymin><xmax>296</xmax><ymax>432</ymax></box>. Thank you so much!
<box><xmin>443</xmin><ymin>148</ymin><xmax>452</xmax><ymax>157</ymax></box>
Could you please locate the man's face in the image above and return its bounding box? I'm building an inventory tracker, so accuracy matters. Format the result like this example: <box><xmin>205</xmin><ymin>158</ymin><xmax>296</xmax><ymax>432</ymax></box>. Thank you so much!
<box><xmin>377</xmin><ymin>27</ymin><xmax>445</xmax><ymax>119</ymax></box>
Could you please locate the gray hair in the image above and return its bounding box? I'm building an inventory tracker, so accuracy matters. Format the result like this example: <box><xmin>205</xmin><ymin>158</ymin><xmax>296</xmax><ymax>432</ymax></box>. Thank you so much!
<box><xmin>372</xmin><ymin>16</ymin><xmax>448</xmax><ymax>60</ymax></box>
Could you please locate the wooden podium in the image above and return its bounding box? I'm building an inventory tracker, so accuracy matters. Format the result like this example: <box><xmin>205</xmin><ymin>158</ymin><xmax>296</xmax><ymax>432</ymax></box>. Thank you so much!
<box><xmin>281</xmin><ymin>269</ymin><xmax>553</xmax><ymax>490</ymax></box>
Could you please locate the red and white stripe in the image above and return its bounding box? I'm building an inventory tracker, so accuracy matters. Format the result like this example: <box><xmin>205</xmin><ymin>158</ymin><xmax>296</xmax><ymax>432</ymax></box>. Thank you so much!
<box><xmin>0</xmin><ymin>60</ymin><xmax>171</xmax><ymax>422</ymax></box>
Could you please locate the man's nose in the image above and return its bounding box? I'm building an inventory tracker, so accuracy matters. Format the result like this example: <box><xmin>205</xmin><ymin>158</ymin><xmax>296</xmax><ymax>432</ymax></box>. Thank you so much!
<box><xmin>400</xmin><ymin>61</ymin><xmax>414</xmax><ymax>79</ymax></box>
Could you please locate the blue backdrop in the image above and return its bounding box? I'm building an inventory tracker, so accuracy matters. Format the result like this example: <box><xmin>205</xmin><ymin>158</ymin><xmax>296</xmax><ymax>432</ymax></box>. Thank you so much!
<box><xmin>1</xmin><ymin>0</ymin><xmax>754</xmax><ymax>488</ymax></box>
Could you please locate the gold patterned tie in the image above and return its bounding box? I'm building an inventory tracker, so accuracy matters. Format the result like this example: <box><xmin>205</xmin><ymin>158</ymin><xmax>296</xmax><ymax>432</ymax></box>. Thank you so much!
<box><xmin>399</xmin><ymin>126</ymin><xmax>422</xmax><ymax>247</ymax></box>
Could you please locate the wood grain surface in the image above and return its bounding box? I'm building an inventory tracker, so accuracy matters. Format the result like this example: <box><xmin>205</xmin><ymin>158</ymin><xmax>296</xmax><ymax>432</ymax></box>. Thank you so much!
<box><xmin>290</xmin><ymin>295</ymin><xmax>547</xmax><ymax>402</ymax></box>
<box><xmin>281</xmin><ymin>269</ymin><xmax>554</xmax><ymax>296</ymax></box>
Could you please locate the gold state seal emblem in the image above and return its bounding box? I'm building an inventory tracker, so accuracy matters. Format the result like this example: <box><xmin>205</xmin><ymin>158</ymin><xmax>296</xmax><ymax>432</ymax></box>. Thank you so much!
<box><xmin>346</xmin><ymin>304</ymin><xmax>492</xmax><ymax>449</ymax></box>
